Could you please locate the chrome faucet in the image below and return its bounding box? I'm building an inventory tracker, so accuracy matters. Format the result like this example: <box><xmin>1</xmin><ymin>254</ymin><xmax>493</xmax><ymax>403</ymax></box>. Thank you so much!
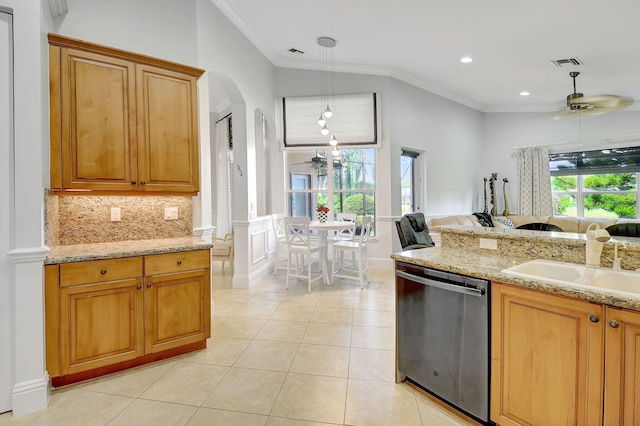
<box><xmin>585</xmin><ymin>223</ymin><xmax>610</xmax><ymax>267</ymax></box>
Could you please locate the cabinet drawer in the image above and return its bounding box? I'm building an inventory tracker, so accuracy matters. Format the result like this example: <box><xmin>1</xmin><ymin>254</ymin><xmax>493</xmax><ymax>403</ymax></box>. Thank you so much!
<box><xmin>59</xmin><ymin>257</ymin><xmax>143</xmax><ymax>287</ymax></box>
<box><xmin>144</xmin><ymin>250</ymin><xmax>210</xmax><ymax>276</ymax></box>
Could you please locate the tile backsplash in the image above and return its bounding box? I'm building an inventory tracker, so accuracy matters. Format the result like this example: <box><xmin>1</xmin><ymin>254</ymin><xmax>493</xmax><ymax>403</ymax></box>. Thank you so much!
<box><xmin>46</xmin><ymin>193</ymin><xmax>193</xmax><ymax>246</ymax></box>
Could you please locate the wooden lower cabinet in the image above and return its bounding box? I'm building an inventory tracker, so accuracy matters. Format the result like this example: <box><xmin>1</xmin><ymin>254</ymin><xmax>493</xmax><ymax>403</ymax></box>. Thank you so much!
<box><xmin>60</xmin><ymin>278</ymin><xmax>144</xmax><ymax>376</ymax></box>
<box><xmin>491</xmin><ymin>283</ymin><xmax>604</xmax><ymax>426</ymax></box>
<box><xmin>144</xmin><ymin>269</ymin><xmax>210</xmax><ymax>354</ymax></box>
<box><xmin>603</xmin><ymin>306</ymin><xmax>640</xmax><ymax>425</ymax></box>
<box><xmin>46</xmin><ymin>249</ymin><xmax>210</xmax><ymax>386</ymax></box>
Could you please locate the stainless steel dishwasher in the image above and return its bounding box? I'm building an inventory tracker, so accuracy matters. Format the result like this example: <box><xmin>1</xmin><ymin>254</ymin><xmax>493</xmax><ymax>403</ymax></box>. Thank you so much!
<box><xmin>396</xmin><ymin>262</ymin><xmax>490</xmax><ymax>424</ymax></box>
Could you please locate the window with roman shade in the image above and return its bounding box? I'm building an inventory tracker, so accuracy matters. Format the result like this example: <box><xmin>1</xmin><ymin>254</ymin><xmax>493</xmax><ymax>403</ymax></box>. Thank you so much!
<box><xmin>549</xmin><ymin>146</ymin><xmax>639</xmax><ymax>218</ymax></box>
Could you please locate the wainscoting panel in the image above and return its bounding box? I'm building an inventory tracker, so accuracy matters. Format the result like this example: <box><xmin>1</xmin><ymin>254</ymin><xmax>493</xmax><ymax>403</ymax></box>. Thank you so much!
<box><xmin>251</xmin><ymin>229</ymin><xmax>267</xmax><ymax>265</ymax></box>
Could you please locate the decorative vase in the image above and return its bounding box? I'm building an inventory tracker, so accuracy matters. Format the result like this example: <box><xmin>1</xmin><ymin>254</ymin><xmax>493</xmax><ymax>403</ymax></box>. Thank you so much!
<box><xmin>502</xmin><ymin>178</ymin><xmax>510</xmax><ymax>216</ymax></box>
<box><xmin>317</xmin><ymin>211</ymin><xmax>328</xmax><ymax>223</ymax></box>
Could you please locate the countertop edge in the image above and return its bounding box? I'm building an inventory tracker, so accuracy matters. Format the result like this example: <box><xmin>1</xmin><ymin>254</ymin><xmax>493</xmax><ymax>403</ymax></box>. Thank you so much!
<box><xmin>45</xmin><ymin>238</ymin><xmax>213</xmax><ymax>265</ymax></box>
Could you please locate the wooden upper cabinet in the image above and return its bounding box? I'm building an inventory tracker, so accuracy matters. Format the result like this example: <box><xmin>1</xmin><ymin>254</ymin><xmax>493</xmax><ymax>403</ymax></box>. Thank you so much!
<box><xmin>59</xmin><ymin>49</ymin><xmax>137</xmax><ymax>190</ymax></box>
<box><xmin>136</xmin><ymin>65</ymin><xmax>199</xmax><ymax>192</ymax></box>
<box><xmin>49</xmin><ymin>34</ymin><xmax>204</xmax><ymax>193</ymax></box>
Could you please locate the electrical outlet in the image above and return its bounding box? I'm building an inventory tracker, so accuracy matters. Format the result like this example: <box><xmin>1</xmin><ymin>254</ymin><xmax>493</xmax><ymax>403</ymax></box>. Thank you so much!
<box><xmin>110</xmin><ymin>207</ymin><xmax>121</xmax><ymax>222</ymax></box>
<box><xmin>164</xmin><ymin>207</ymin><xmax>179</xmax><ymax>220</ymax></box>
<box><xmin>479</xmin><ymin>238</ymin><xmax>498</xmax><ymax>250</ymax></box>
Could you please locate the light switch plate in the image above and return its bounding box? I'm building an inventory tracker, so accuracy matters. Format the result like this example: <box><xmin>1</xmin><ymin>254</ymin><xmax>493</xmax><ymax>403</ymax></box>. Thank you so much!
<box><xmin>164</xmin><ymin>207</ymin><xmax>179</xmax><ymax>220</ymax></box>
<box><xmin>479</xmin><ymin>238</ymin><xmax>498</xmax><ymax>250</ymax></box>
<box><xmin>110</xmin><ymin>207</ymin><xmax>121</xmax><ymax>222</ymax></box>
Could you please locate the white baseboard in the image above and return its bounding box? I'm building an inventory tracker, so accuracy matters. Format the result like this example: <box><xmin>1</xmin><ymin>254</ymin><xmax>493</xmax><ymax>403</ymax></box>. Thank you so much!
<box><xmin>12</xmin><ymin>375</ymin><xmax>49</xmax><ymax>416</ymax></box>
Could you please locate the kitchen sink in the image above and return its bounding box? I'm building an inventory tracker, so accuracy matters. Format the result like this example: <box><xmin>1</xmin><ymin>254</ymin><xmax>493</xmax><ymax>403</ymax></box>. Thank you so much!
<box><xmin>502</xmin><ymin>259</ymin><xmax>640</xmax><ymax>296</ymax></box>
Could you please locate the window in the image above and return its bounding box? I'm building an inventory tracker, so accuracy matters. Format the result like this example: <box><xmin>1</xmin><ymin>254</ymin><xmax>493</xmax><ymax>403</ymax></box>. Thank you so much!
<box><xmin>286</xmin><ymin>148</ymin><xmax>376</xmax><ymax>231</ymax></box>
<box><xmin>401</xmin><ymin>150</ymin><xmax>420</xmax><ymax>214</ymax></box>
<box><xmin>550</xmin><ymin>146</ymin><xmax>640</xmax><ymax>218</ymax></box>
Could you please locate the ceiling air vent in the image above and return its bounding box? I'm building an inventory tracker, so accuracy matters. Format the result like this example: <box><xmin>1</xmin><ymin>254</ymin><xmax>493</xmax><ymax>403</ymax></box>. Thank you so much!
<box><xmin>550</xmin><ymin>58</ymin><xmax>584</xmax><ymax>68</ymax></box>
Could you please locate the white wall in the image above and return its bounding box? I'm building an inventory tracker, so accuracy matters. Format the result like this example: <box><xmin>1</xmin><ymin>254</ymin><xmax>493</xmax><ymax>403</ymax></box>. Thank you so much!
<box><xmin>389</xmin><ymin>78</ymin><xmax>484</xmax><ymax>217</ymax></box>
<box><xmin>482</xmin><ymin>110</ymin><xmax>640</xmax><ymax>214</ymax></box>
<box><xmin>52</xmin><ymin>0</ymin><xmax>199</xmax><ymax>66</ymax></box>
<box><xmin>194</xmin><ymin>0</ymin><xmax>279</xmax><ymax>286</ymax></box>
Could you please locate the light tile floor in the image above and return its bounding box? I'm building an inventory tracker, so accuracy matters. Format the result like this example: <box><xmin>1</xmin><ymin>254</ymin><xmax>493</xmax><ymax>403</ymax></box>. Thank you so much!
<box><xmin>0</xmin><ymin>266</ymin><xmax>475</xmax><ymax>426</ymax></box>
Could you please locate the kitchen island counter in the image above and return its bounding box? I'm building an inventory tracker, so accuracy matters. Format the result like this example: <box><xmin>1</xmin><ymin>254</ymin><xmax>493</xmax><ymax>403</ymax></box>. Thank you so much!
<box><xmin>45</xmin><ymin>236</ymin><xmax>212</xmax><ymax>265</ymax></box>
<box><xmin>391</xmin><ymin>246</ymin><xmax>640</xmax><ymax>312</ymax></box>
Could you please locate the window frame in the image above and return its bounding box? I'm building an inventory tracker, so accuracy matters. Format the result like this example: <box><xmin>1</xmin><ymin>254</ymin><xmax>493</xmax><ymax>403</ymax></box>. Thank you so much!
<box><xmin>285</xmin><ymin>147</ymin><xmax>377</xmax><ymax>232</ymax></box>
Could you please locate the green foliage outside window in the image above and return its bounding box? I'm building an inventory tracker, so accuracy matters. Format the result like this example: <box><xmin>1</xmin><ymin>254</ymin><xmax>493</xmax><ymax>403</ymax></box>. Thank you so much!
<box><xmin>551</xmin><ymin>173</ymin><xmax>637</xmax><ymax>218</ymax></box>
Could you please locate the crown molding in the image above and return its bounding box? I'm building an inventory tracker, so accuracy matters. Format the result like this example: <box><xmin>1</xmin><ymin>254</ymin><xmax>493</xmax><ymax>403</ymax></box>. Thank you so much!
<box><xmin>48</xmin><ymin>0</ymin><xmax>68</xmax><ymax>19</ymax></box>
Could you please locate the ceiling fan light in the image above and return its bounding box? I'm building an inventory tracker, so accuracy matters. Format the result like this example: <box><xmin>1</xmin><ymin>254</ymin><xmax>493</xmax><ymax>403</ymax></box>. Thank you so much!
<box><xmin>322</xmin><ymin>105</ymin><xmax>333</xmax><ymax>119</ymax></box>
<box><xmin>320</xmin><ymin>124</ymin><xmax>330</xmax><ymax>136</ymax></box>
<box><xmin>329</xmin><ymin>134</ymin><xmax>338</xmax><ymax>146</ymax></box>
<box><xmin>317</xmin><ymin>114</ymin><xmax>326</xmax><ymax>127</ymax></box>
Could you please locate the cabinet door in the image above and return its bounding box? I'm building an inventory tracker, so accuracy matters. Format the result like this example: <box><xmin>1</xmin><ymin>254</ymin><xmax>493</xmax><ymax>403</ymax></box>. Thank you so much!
<box><xmin>604</xmin><ymin>307</ymin><xmax>640</xmax><ymax>425</ymax></box>
<box><xmin>136</xmin><ymin>64</ymin><xmax>199</xmax><ymax>192</ymax></box>
<box><xmin>60</xmin><ymin>48</ymin><xmax>138</xmax><ymax>190</ymax></box>
<box><xmin>144</xmin><ymin>269</ymin><xmax>210</xmax><ymax>354</ymax></box>
<box><xmin>491</xmin><ymin>283</ymin><xmax>604</xmax><ymax>426</ymax></box>
<box><xmin>60</xmin><ymin>279</ymin><xmax>144</xmax><ymax>375</ymax></box>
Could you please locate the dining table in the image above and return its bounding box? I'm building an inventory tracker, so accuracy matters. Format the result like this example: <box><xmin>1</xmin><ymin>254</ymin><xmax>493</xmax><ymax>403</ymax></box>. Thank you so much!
<box><xmin>308</xmin><ymin>220</ymin><xmax>355</xmax><ymax>284</ymax></box>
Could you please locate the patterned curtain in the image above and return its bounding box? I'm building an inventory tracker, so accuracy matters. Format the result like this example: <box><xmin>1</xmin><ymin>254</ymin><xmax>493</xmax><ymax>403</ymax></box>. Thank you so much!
<box><xmin>516</xmin><ymin>146</ymin><xmax>554</xmax><ymax>216</ymax></box>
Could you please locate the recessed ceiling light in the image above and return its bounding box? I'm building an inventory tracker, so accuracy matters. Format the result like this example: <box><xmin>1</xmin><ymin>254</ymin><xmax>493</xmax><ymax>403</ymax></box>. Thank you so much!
<box><xmin>520</xmin><ymin>91</ymin><xmax>530</xmax><ymax>96</ymax></box>
<box><xmin>460</xmin><ymin>57</ymin><xmax>473</xmax><ymax>63</ymax></box>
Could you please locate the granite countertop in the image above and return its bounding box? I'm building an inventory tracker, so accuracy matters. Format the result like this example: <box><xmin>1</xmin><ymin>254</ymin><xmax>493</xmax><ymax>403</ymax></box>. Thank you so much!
<box><xmin>46</xmin><ymin>237</ymin><xmax>213</xmax><ymax>265</ymax></box>
<box><xmin>430</xmin><ymin>224</ymin><xmax>640</xmax><ymax>250</ymax></box>
<box><xmin>391</xmin><ymin>246</ymin><xmax>640</xmax><ymax>312</ymax></box>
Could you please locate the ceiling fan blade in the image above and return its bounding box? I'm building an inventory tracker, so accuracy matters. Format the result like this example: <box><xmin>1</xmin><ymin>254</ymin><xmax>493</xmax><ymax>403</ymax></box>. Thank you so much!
<box><xmin>568</xmin><ymin>95</ymin><xmax>633</xmax><ymax>110</ymax></box>
<box><xmin>553</xmin><ymin>107</ymin><xmax>615</xmax><ymax>121</ymax></box>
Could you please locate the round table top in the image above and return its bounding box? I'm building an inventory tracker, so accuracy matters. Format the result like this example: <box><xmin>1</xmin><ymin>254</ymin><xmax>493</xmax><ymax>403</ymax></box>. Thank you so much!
<box><xmin>309</xmin><ymin>220</ymin><xmax>355</xmax><ymax>230</ymax></box>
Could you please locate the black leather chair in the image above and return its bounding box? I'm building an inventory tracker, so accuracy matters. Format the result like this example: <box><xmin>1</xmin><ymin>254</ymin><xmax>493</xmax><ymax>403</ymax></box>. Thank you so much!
<box><xmin>516</xmin><ymin>223</ymin><xmax>564</xmax><ymax>232</ymax></box>
<box><xmin>396</xmin><ymin>213</ymin><xmax>435</xmax><ymax>250</ymax></box>
<box><xmin>606</xmin><ymin>223</ymin><xmax>640</xmax><ymax>237</ymax></box>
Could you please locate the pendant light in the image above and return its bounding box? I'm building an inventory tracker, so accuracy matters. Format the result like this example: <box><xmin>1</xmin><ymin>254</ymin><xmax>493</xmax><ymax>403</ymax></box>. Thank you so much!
<box><xmin>317</xmin><ymin>36</ymin><xmax>339</xmax><ymax>151</ymax></box>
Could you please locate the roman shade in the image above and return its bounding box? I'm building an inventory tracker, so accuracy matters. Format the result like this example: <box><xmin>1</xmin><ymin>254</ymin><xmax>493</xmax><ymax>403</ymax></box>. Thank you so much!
<box><xmin>549</xmin><ymin>146</ymin><xmax>640</xmax><ymax>176</ymax></box>
<box><xmin>282</xmin><ymin>93</ymin><xmax>379</xmax><ymax>149</ymax></box>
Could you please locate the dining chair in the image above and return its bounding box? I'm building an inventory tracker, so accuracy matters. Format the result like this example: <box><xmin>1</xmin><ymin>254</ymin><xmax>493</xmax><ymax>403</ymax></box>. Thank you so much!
<box><xmin>211</xmin><ymin>232</ymin><xmax>234</xmax><ymax>273</ymax></box>
<box><xmin>284</xmin><ymin>217</ymin><xmax>326</xmax><ymax>292</ymax></box>
<box><xmin>329</xmin><ymin>212</ymin><xmax>358</xmax><ymax>267</ymax></box>
<box><xmin>330</xmin><ymin>212</ymin><xmax>357</xmax><ymax>241</ymax></box>
<box><xmin>271</xmin><ymin>213</ymin><xmax>288</xmax><ymax>275</ymax></box>
<box><xmin>331</xmin><ymin>216</ymin><xmax>372</xmax><ymax>288</ymax></box>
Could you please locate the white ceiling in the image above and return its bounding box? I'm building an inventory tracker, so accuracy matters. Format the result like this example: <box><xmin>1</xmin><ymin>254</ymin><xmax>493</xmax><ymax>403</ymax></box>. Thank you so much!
<box><xmin>213</xmin><ymin>0</ymin><xmax>640</xmax><ymax>113</ymax></box>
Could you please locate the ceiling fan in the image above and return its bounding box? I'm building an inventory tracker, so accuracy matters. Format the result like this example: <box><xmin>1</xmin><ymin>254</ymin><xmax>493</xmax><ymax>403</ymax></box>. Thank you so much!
<box><xmin>294</xmin><ymin>155</ymin><xmax>343</xmax><ymax>169</ymax></box>
<box><xmin>553</xmin><ymin>72</ymin><xmax>633</xmax><ymax>120</ymax></box>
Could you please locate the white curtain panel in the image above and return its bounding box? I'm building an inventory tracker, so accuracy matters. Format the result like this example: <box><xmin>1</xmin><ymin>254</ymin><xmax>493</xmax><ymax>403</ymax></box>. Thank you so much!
<box><xmin>516</xmin><ymin>146</ymin><xmax>554</xmax><ymax>216</ymax></box>
<box><xmin>215</xmin><ymin>118</ymin><xmax>232</xmax><ymax>236</ymax></box>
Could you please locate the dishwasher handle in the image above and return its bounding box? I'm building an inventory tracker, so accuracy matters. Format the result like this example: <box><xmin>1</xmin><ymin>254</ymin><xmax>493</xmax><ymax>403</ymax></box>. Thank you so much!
<box><xmin>396</xmin><ymin>270</ymin><xmax>486</xmax><ymax>297</ymax></box>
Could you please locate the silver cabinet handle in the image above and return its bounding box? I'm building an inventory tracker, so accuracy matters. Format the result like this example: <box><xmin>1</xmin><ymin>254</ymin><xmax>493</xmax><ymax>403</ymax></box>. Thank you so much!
<box><xmin>396</xmin><ymin>270</ymin><xmax>485</xmax><ymax>297</ymax></box>
<box><xmin>589</xmin><ymin>314</ymin><xmax>599</xmax><ymax>323</ymax></box>
<box><xmin>609</xmin><ymin>319</ymin><xmax>620</xmax><ymax>328</ymax></box>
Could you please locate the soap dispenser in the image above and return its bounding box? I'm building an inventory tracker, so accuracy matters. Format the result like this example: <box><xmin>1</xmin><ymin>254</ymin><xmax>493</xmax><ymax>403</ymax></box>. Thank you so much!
<box><xmin>585</xmin><ymin>223</ymin><xmax>610</xmax><ymax>267</ymax></box>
